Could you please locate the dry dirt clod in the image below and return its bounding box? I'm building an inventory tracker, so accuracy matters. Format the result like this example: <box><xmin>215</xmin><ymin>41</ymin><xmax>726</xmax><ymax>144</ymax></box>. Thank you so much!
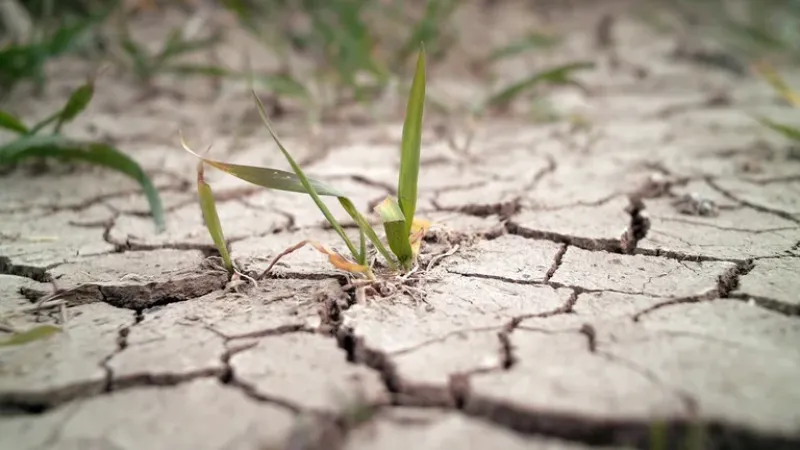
<box><xmin>671</xmin><ymin>193</ymin><xmax>720</xmax><ymax>217</ymax></box>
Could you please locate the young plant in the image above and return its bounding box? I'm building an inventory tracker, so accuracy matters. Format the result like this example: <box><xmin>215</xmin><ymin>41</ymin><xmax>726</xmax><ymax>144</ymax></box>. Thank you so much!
<box><xmin>0</xmin><ymin>5</ymin><xmax>110</xmax><ymax>96</ymax></box>
<box><xmin>117</xmin><ymin>21</ymin><xmax>227</xmax><ymax>86</ymax></box>
<box><xmin>752</xmin><ymin>62</ymin><xmax>800</xmax><ymax>143</ymax></box>
<box><xmin>481</xmin><ymin>61</ymin><xmax>596</xmax><ymax>113</ymax></box>
<box><xmin>184</xmin><ymin>47</ymin><xmax>429</xmax><ymax>280</ymax></box>
<box><xmin>0</xmin><ymin>78</ymin><xmax>166</xmax><ymax>231</ymax></box>
<box><xmin>196</xmin><ymin>162</ymin><xmax>234</xmax><ymax>273</ymax></box>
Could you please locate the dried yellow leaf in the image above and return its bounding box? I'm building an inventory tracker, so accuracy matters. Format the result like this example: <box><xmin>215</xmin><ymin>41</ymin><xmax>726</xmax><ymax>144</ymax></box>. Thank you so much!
<box><xmin>309</xmin><ymin>242</ymin><xmax>371</xmax><ymax>274</ymax></box>
<box><xmin>409</xmin><ymin>218</ymin><xmax>431</xmax><ymax>256</ymax></box>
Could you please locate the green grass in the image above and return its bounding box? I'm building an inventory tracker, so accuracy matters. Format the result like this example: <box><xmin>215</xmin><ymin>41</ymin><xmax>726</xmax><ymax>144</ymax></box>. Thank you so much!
<box><xmin>116</xmin><ymin>21</ymin><xmax>228</xmax><ymax>86</ymax></box>
<box><xmin>0</xmin><ymin>4</ymin><xmax>110</xmax><ymax>96</ymax></box>
<box><xmin>222</xmin><ymin>0</ymin><xmax>459</xmax><ymax>117</ymax></box>
<box><xmin>185</xmin><ymin>46</ymin><xmax>429</xmax><ymax>279</ymax></box>
<box><xmin>645</xmin><ymin>0</ymin><xmax>800</xmax><ymax>62</ymax></box>
<box><xmin>751</xmin><ymin>62</ymin><xmax>800</xmax><ymax>145</ymax></box>
<box><xmin>0</xmin><ymin>78</ymin><xmax>166</xmax><ymax>231</ymax></box>
<box><xmin>481</xmin><ymin>61</ymin><xmax>596</xmax><ymax>112</ymax></box>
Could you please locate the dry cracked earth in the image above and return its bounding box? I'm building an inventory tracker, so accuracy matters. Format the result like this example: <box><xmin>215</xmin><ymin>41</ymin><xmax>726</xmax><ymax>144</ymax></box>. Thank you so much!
<box><xmin>2</xmin><ymin>3</ymin><xmax>800</xmax><ymax>450</ymax></box>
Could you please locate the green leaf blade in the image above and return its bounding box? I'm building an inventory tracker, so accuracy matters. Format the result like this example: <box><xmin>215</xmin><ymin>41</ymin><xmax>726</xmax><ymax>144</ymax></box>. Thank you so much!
<box><xmin>338</xmin><ymin>197</ymin><xmax>397</xmax><ymax>269</ymax></box>
<box><xmin>0</xmin><ymin>110</ymin><xmax>28</xmax><ymax>134</ymax></box>
<box><xmin>374</xmin><ymin>197</ymin><xmax>413</xmax><ymax>270</ymax></box>
<box><xmin>0</xmin><ymin>325</ymin><xmax>61</xmax><ymax>347</ymax></box>
<box><xmin>56</xmin><ymin>80</ymin><xmax>94</xmax><ymax>131</ymax></box>
<box><xmin>488</xmin><ymin>32</ymin><xmax>562</xmax><ymax>62</ymax></box>
<box><xmin>251</xmin><ymin>92</ymin><xmax>361</xmax><ymax>261</ymax></box>
<box><xmin>398</xmin><ymin>46</ymin><xmax>427</xmax><ymax>234</ymax></box>
<box><xmin>0</xmin><ymin>135</ymin><xmax>166</xmax><ymax>232</ymax></box>
<box><xmin>484</xmin><ymin>61</ymin><xmax>595</xmax><ymax>109</ymax></box>
<box><xmin>196</xmin><ymin>163</ymin><xmax>234</xmax><ymax>273</ymax></box>
<box><xmin>756</xmin><ymin>115</ymin><xmax>800</xmax><ymax>142</ymax></box>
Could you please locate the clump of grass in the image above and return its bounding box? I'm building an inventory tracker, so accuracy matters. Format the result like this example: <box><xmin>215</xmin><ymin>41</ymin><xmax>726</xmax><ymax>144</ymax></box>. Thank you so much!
<box><xmin>115</xmin><ymin>18</ymin><xmax>228</xmax><ymax>87</ymax></box>
<box><xmin>467</xmin><ymin>28</ymin><xmax>595</xmax><ymax>115</ymax></box>
<box><xmin>184</xmin><ymin>47</ymin><xmax>429</xmax><ymax>280</ymax></box>
<box><xmin>222</xmin><ymin>0</ymin><xmax>459</xmax><ymax>119</ymax></box>
<box><xmin>0</xmin><ymin>3</ymin><xmax>111</xmax><ymax>96</ymax></box>
<box><xmin>647</xmin><ymin>0</ymin><xmax>800</xmax><ymax>64</ymax></box>
<box><xmin>0</xmin><ymin>77</ymin><xmax>166</xmax><ymax>231</ymax></box>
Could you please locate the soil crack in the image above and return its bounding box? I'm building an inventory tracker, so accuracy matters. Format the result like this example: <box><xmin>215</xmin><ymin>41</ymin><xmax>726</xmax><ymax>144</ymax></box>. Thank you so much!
<box><xmin>544</xmin><ymin>244</ymin><xmax>568</xmax><ymax>282</ymax></box>
<box><xmin>632</xmin><ymin>261</ymin><xmax>753</xmax><ymax>321</ymax></box>
<box><xmin>706</xmin><ymin>178</ymin><xmax>800</xmax><ymax>225</ymax></box>
<box><xmin>621</xmin><ymin>195</ymin><xmax>651</xmax><ymax>254</ymax></box>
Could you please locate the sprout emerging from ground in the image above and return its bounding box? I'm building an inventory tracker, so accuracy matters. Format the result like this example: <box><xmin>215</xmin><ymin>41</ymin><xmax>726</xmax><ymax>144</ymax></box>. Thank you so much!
<box><xmin>184</xmin><ymin>46</ymin><xmax>429</xmax><ymax>281</ymax></box>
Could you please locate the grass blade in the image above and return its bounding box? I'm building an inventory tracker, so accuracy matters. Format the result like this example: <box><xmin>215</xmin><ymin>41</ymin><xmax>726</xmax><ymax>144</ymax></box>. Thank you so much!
<box><xmin>180</xmin><ymin>136</ymin><xmax>345</xmax><ymax>197</ymax></box>
<box><xmin>755</xmin><ymin>115</ymin><xmax>800</xmax><ymax>142</ymax></box>
<box><xmin>396</xmin><ymin>0</ymin><xmax>459</xmax><ymax>67</ymax></box>
<box><xmin>337</xmin><ymin>197</ymin><xmax>397</xmax><ymax>269</ymax></box>
<box><xmin>0</xmin><ymin>324</ymin><xmax>61</xmax><ymax>347</ymax></box>
<box><xmin>358</xmin><ymin>227</ymin><xmax>366</xmax><ymax>263</ymax></box>
<box><xmin>753</xmin><ymin>62</ymin><xmax>800</xmax><ymax>106</ymax></box>
<box><xmin>28</xmin><ymin>111</ymin><xmax>62</xmax><ymax>135</ymax></box>
<box><xmin>488</xmin><ymin>32</ymin><xmax>562</xmax><ymax>62</ymax></box>
<box><xmin>484</xmin><ymin>61</ymin><xmax>595</xmax><ymax>109</ymax></box>
<box><xmin>196</xmin><ymin>162</ymin><xmax>233</xmax><ymax>273</ymax></box>
<box><xmin>162</xmin><ymin>64</ymin><xmax>232</xmax><ymax>78</ymax></box>
<box><xmin>648</xmin><ymin>420</ymin><xmax>667</xmax><ymax>450</ymax></box>
<box><xmin>0</xmin><ymin>110</ymin><xmax>28</xmax><ymax>134</ymax></box>
<box><xmin>0</xmin><ymin>134</ymin><xmax>165</xmax><ymax>232</ymax></box>
<box><xmin>398</xmin><ymin>46</ymin><xmax>426</xmax><ymax>233</ymax></box>
<box><xmin>252</xmin><ymin>74</ymin><xmax>311</xmax><ymax>101</ymax></box>
<box><xmin>251</xmin><ymin>92</ymin><xmax>360</xmax><ymax>261</ymax></box>
<box><xmin>54</xmin><ymin>79</ymin><xmax>94</xmax><ymax>132</ymax></box>
<box><xmin>374</xmin><ymin>196</ymin><xmax>413</xmax><ymax>269</ymax></box>
<box><xmin>121</xmin><ymin>38</ymin><xmax>151</xmax><ymax>80</ymax></box>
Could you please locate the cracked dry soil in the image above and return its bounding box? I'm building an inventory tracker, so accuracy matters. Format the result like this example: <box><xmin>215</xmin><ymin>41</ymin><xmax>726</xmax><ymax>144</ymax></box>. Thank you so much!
<box><xmin>2</xmin><ymin>3</ymin><xmax>800</xmax><ymax>450</ymax></box>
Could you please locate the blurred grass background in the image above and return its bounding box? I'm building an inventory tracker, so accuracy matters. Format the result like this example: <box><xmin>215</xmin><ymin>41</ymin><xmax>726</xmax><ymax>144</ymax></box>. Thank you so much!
<box><xmin>3</xmin><ymin>0</ymin><xmax>800</xmax><ymax>99</ymax></box>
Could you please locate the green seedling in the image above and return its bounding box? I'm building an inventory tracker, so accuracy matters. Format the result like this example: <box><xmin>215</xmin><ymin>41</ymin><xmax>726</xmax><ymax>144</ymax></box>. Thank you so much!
<box><xmin>0</xmin><ymin>79</ymin><xmax>165</xmax><ymax>231</ymax></box>
<box><xmin>487</xmin><ymin>32</ymin><xmax>563</xmax><ymax>63</ymax></box>
<box><xmin>0</xmin><ymin>324</ymin><xmax>61</xmax><ymax>347</ymax></box>
<box><xmin>482</xmin><ymin>61</ymin><xmax>596</xmax><ymax>112</ymax></box>
<box><xmin>0</xmin><ymin>8</ymin><xmax>107</xmax><ymax>95</ymax></box>
<box><xmin>117</xmin><ymin>22</ymin><xmax>227</xmax><ymax>86</ymax></box>
<box><xmin>661</xmin><ymin>0</ymin><xmax>800</xmax><ymax>63</ymax></box>
<box><xmin>196</xmin><ymin>162</ymin><xmax>234</xmax><ymax>273</ymax></box>
<box><xmin>752</xmin><ymin>62</ymin><xmax>800</xmax><ymax>144</ymax></box>
<box><xmin>223</xmin><ymin>0</ymin><xmax>460</xmax><ymax>117</ymax></box>
<box><xmin>390</xmin><ymin>0</ymin><xmax>461</xmax><ymax>68</ymax></box>
<box><xmin>184</xmin><ymin>47</ymin><xmax>429</xmax><ymax>280</ymax></box>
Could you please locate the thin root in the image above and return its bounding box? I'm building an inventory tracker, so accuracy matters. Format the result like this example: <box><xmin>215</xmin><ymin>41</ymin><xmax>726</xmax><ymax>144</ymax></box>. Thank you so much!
<box><xmin>426</xmin><ymin>244</ymin><xmax>460</xmax><ymax>271</ymax></box>
<box><xmin>259</xmin><ymin>240</ymin><xmax>310</xmax><ymax>279</ymax></box>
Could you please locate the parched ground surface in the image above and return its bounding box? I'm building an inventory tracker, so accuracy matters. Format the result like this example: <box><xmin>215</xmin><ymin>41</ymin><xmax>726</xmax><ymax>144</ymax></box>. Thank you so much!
<box><xmin>2</xmin><ymin>2</ymin><xmax>800</xmax><ymax>450</ymax></box>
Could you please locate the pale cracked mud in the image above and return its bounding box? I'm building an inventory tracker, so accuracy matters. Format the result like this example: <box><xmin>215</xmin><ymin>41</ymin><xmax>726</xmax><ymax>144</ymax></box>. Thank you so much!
<box><xmin>2</xmin><ymin>4</ymin><xmax>800</xmax><ymax>450</ymax></box>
